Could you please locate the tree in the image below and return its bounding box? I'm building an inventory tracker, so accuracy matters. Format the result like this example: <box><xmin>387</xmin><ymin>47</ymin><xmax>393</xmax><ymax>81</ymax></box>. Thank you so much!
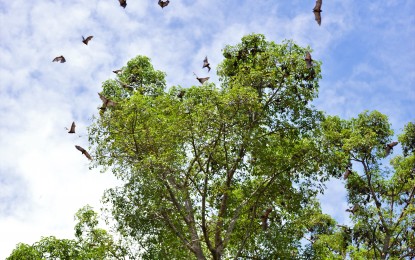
<box><xmin>7</xmin><ymin>206</ymin><xmax>128</xmax><ymax>260</ymax></box>
<box><xmin>315</xmin><ymin>111</ymin><xmax>415</xmax><ymax>259</ymax></box>
<box><xmin>89</xmin><ymin>34</ymin><xmax>340</xmax><ymax>259</ymax></box>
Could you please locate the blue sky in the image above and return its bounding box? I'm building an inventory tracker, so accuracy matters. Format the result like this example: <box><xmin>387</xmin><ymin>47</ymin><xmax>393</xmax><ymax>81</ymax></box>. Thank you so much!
<box><xmin>0</xmin><ymin>0</ymin><xmax>414</xmax><ymax>257</ymax></box>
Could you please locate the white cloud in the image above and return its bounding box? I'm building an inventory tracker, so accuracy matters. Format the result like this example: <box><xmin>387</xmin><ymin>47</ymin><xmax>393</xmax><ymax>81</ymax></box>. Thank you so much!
<box><xmin>0</xmin><ymin>0</ymin><xmax>414</xmax><ymax>257</ymax></box>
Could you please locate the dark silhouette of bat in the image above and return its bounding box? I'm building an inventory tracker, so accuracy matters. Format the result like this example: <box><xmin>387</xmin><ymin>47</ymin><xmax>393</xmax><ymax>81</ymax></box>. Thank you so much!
<box><xmin>203</xmin><ymin>56</ymin><xmax>211</xmax><ymax>72</ymax></box>
<box><xmin>385</xmin><ymin>141</ymin><xmax>398</xmax><ymax>156</ymax></box>
<box><xmin>346</xmin><ymin>204</ymin><xmax>359</xmax><ymax>214</ymax></box>
<box><xmin>343</xmin><ymin>168</ymin><xmax>352</xmax><ymax>180</ymax></box>
<box><xmin>119</xmin><ymin>0</ymin><xmax>127</xmax><ymax>8</ymax></box>
<box><xmin>313</xmin><ymin>0</ymin><xmax>322</xmax><ymax>26</ymax></box>
<box><xmin>113</xmin><ymin>69</ymin><xmax>122</xmax><ymax>74</ymax></box>
<box><xmin>52</xmin><ymin>56</ymin><xmax>66</xmax><ymax>63</ymax></box>
<box><xmin>177</xmin><ymin>90</ymin><xmax>185</xmax><ymax>99</ymax></box>
<box><xmin>260</xmin><ymin>207</ymin><xmax>272</xmax><ymax>230</ymax></box>
<box><xmin>82</xmin><ymin>36</ymin><xmax>93</xmax><ymax>45</ymax></box>
<box><xmin>158</xmin><ymin>0</ymin><xmax>169</xmax><ymax>8</ymax></box>
<box><xmin>66</xmin><ymin>121</ymin><xmax>76</xmax><ymax>133</ymax></box>
<box><xmin>305</xmin><ymin>52</ymin><xmax>313</xmax><ymax>68</ymax></box>
<box><xmin>75</xmin><ymin>145</ymin><xmax>92</xmax><ymax>160</ymax></box>
<box><xmin>98</xmin><ymin>93</ymin><xmax>117</xmax><ymax>112</ymax></box>
<box><xmin>193</xmin><ymin>72</ymin><xmax>209</xmax><ymax>84</ymax></box>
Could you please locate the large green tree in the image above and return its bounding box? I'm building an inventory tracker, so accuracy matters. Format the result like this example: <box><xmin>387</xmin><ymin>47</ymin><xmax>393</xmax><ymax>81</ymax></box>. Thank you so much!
<box><xmin>89</xmin><ymin>34</ymin><xmax>340</xmax><ymax>259</ymax></box>
<box><xmin>309</xmin><ymin>112</ymin><xmax>415</xmax><ymax>259</ymax></box>
<box><xmin>7</xmin><ymin>206</ymin><xmax>128</xmax><ymax>259</ymax></box>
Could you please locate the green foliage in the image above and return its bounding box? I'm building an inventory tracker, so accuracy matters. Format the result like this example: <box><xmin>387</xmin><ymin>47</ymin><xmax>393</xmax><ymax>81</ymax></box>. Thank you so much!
<box><xmin>88</xmin><ymin>33</ymin><xmax>339</xmax><ymax>259</ymax></box>
<box><xmin>321</xmin><ymin>112</ymin><xmax>415</xmax><ymax>259</ymax></box>
<box><xmin>6</xmin><ymin>206</ymin><xmax>128</xmax><ymax>260</ymax></box>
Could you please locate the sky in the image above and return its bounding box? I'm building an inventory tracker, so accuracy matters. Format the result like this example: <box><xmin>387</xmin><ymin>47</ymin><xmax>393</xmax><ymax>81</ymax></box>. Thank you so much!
<box><xmin>0</xmin><ymin>0</ymin><xmax>414</xmax><ymax>257</ymax></box>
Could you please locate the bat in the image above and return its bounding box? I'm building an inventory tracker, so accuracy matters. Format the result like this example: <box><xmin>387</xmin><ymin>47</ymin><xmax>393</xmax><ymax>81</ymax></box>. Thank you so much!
<box><xmin>193</xmin><ymin>72</ymin><xmax>209</xmax><ymax>84</ymax></box>
<box><xmin>75</xmin><ymin>145</ymin><xmax>92</xmax><ymax>160</ymax></box>
<box><xmin>119</xmin><ymin>0</ymin><xmax>127</xmax><ymax>8</ymax></box>
<box><xmin>52</xmin><ymin>56</ymin><xmax>66</xmax><ymax>63</ymax></box>
<box><xmin>66</xmin><ymin>121</ymin><xmax>76</xmax><ymax>134</ymax></box>
<box><xmin>313</xmin><ymin>0</ymin><xmax>322</xmax><ymax>26</ymax></box>
<box><xmin>343</xmin><ymin>168</ymin><xmax>352</xmax><ymax>180</ymax></box>
<box><xmin>177</xmin><ymin>90</ymin><xmax>186</xmax><ymax>99</ymax></box>
<box><xmin>98</xmin><ymin>93</ymin><xmax>117</xmax><ymax>112</ymax></box>
<box><xmin>82</xmin><ymin>35</ymin><xmax>93</xmax><ymax>45</ymax></box>
<box><xmin>304</xmin><ymin>52</ymin><xmax>313</xmax><ymax>68</ymax></box>
<box><xmin>113</xmin><ymin>69</ymin><xmax>122</xmax><ymax>74</ymax></box>
<box><xmin>203</xmin><ymin>56</ymin><xmax>211</xmax><ymax>72</ymax></box>
<box><xmin>260</xmin><ymin>207</ymin><xmax>272</xmax><ymax>231</ymax></box>
<box><xmin>385</xmin><ymin>141</ymin><xmax>398</xmax><ymax>156</ymax></box>
<box><xmin>158</xmin><ymin>0</ymin><xmax>170</xmax><ymax>8</ymax></box>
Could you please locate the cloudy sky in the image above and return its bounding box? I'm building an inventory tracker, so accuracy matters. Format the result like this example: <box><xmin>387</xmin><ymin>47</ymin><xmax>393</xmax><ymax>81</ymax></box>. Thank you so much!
<box><xmin>0</xmin><ymin>0</ymin><xmax>414</xmax><ymax>257</ymax></box>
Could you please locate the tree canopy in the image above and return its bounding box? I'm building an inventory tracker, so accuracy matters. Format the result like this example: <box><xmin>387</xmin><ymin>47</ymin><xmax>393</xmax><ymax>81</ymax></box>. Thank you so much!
<box><xmin>7</xmin><ymin>34</ymin><xmax>414</xmax><ymax>260</ymax></box>
<box><xmin>87</xmin><ymin>33</ymin><xmax>343</xmax><ymax>259</ymax></box>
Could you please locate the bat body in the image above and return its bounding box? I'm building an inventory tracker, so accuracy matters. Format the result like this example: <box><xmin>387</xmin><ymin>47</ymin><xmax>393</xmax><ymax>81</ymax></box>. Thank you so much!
<box><xmin>119</xmin><ymin>0</ymin><xmax>127</xmax><ymax>8</ymax></box>
<box><xmin>82</xmin><ymin>35</ymin><xmax>93</xmax><ymax>45</ymax></box>
<box><xmin>67</xmin><ymin>121</ymin><xmax>76</xmax><ymax>133</ymax></box>
<box><xmin>158</xmin><ymin>0</ymin><xmax>170</xmax><ymax>8</ymax></box>
<box><xmin>197</xmin><ymin>77</ymin><xmax>209</xmax><ymax>84</ymax></box>
<box><xmin>313</xmin><ymin>0</ymin><xmax>322</xmax><ymax>26</ymax></box>
<box><xmin>304</xmin><ymin>52</ymin><xmax>313</xmax><ymax>68</ymax></box>
<box><xmin>75</xmin><ymin>145</ymin><xmax>92</xmax><ymax>160</ymax></box>
<box><xmin>98</xmin><ymin>93</ymin><xmax>117</xmax><ymax>112</ymax></box>
<box><xmin>193</xmin><ymin>72</ymin><xmax>209</xmax><ymax>84</ymax></box>
<box><xmin>343</xmin><ymin>168</ymin><xmax>352</xmax><ymax>180</ymax></box>
<box><xmin>203</xmin><ymin>56</ymin><xmax>211</xmax><ymax>72</ymax></box>
<box><xmin>177</xmin><ymin>90</ymin><xmax>185</xmax><ymax>99</ymax></box>
<box><xmin>260</xmin><ymin>207</ymin><xmax>272</xmax><ymax>231</ymax></box>
<box><xmin>385</xmin><ymin>141</ymin><xmax>398</xmax><ymax>156</ymax></box>
<box><xmin>52</xmin><ymin>56</ymin><xmax>66</xmax><ymax>63</ymax></box>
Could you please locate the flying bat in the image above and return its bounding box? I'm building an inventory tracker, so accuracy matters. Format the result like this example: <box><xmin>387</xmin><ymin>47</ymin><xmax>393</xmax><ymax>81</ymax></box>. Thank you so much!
<box><xmin>66</xmin><ymin>121</ymin><xmax>76</xmax><ymax>133</ymax></box>
<box><xmin>75</xmin><ymin>145</ymin><xmax>92</xmax><ymax>160</ymax></box>
<box><xmin>82</xmin><ymin>35</ymin><xmax>93</xmax><ymax>45</ymax></box>
<box><xmin>260</xmin><ymin>207</ymin><xmax>272</xmax><ymax>231</ymax></box>
<box><xmin>158</xmin><ymin>0</ymin><xmax>170</xmax><ymax>8</ymax></box>
<box><xmin>313</xmin><ymin>0</ymin><xmax>322</xmax><ymax>26</ymax></box>
<box><xmin>116</xmin><ymin>79</ymin><xmax>134</xmax><ymax>91</ymax></box>
<box><xmin>119</xmin><ymin>0</ymin><xmax>127</xmax><ymax>8</ymax></box>
<box><xmin>193</xmin><ymin>72</ymin><xmax>209</xmax><ymax>84</ymax></box>
<box><xmin>304</xmin><ymin>52</ymin><xmax>313</xmax><ymax>68</ymax></box>
<box><xmin>52</xmin><ymin>56</ymin><xmax>66</xmax><ymax>63</ymax></box>
<box><xmin>98</xmin><ymin>93</ymin><xmax>117</xmax><ymax>112</ymax></box>
<box><xmin>385</xmin><ymin>141</ymin><xmax>398</xmax><ymax>156</ymax></box>
<box><xmin>113</xmin><ymin>69</ymin><xmax>122</xmax><ymax>74</ymax></box>
<box><xmin>203</xmin><ymin>56</ymin><xmax>211</xmax><ymax>72</ymax></box>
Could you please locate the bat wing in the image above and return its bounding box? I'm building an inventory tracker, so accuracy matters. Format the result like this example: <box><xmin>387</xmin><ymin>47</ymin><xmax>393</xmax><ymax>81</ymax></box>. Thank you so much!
<box><xmin>313</xmin><ymin>0</ymin><xmax>322</xmax><ymax>11</ymax></box>
<box><xmin>198</xmin><ymin>77</ymin><xmax>210</xmax><ymax>84</ymax></box>
<box><xmin>113</xmin><ymin>69</ymin><xmax>122</xmax><ymax>74</ymax></box>
<box><xmin>83</xmin><ymin>150</ymin><xmax>93</xmax><ymax>160</ymax></box>
<box><xmin>75</xmin><ymin>145</ymin><xmax>92</xmax><ymax>160</ymax></box>
<box><xmin>82</xmin><ymin>36</ymin><xmax>93</xmax><ymax>45</ymax></box>
<box><xmin>313</xmin><ymin>11</ymin><xmax>321</xmax><ymax>25</ymax></box>
<box><xmin>53</xmin><ymin>56</ymin><xmax>66</xmax><ymax>63</ymax></box>
<box><xmin>68</xmin><ymin>121</ymin><xmax>76</xmax><ymax>133</ymax></box>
